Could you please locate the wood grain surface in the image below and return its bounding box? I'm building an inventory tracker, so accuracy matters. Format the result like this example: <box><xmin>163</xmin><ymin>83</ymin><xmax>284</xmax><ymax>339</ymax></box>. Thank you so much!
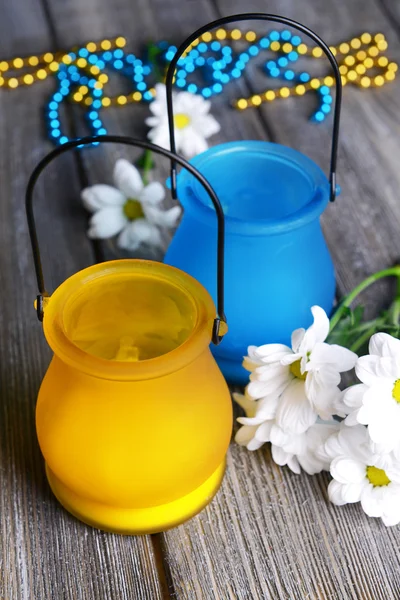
<box><xmin>1</xmin><ymin>0</ymin><xmax>400</xmax><ymax>598</ymax></box>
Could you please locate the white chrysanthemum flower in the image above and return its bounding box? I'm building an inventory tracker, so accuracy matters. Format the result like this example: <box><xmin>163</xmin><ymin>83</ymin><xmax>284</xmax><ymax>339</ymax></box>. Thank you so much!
<box><xmin>234</xmin><ymin>391</ymin><xmax>340</xmax><ymax>475</ymax></box>
<box><xmin>322</xmin><ymin>423</ymin><xmax>400</xmax><ymax>526</ymax></box>
<box><xmin>145</xmin><ymin>83</ymin><xmax>220</xmax><ymax>158</ymax></box>
<box><xmin>81</xmin><ymin>158</ymin><xmax>181</xmax><ymax>251</ymax></box>
<box><xmin>244</xmin><ymin>306</ymin><xmax>357</xmax><ymax>431</ymax></box>
<box><xmin>342</xmin><ymin>333</ymin><xmax>400</xmax><ymax>458</ymax></box>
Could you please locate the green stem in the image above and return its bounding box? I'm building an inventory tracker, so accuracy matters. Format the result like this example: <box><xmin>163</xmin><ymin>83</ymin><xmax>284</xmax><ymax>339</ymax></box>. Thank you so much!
<box><xmin>389</xmin><ymin>280</ymin><xmax>400</xmax><ymax>327</ymax></box>
<box><xmin>329</xmin><ymin>266</ymin><xmax>400</xmax><ymax>333</ymax></box>
<box><xmin>141</xmin><ymin>149</ymin><xmax>153</xmax><ymax>185</ymax></box>
<box><xmin>349</xmin><ymin>324</ymin><xmax>381</xmax><ymax>353</ymax></box>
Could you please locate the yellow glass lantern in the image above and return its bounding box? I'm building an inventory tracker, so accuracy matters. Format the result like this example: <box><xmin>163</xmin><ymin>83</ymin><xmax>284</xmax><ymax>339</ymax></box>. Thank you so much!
<box><xmin>26</xmin><ymin>136</ymin><xmax>232</xmax><ymax>534</ymax></box>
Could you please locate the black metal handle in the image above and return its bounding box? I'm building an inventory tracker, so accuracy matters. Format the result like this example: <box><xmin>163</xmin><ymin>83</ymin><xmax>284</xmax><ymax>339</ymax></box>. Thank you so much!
<box><xmin>25</xmin><ymin>134</ymin><xmax>227</xmax><ymax>344</ymax></box>
<box><xmin>165</xmin><ymin>13</ymin><xmax>342</xmax><ymax>203</ymax></box>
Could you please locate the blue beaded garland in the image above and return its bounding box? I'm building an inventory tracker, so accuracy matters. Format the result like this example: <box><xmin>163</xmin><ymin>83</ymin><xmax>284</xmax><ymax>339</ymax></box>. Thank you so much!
<box><xmin>44</xmin><ymin>30</ymin><xmax>333</xmax><ymax>146</ymax></box>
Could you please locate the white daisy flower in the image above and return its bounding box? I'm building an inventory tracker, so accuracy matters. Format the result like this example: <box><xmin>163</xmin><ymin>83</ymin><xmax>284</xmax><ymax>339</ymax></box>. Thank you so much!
<box><xmin>146</xmin><ymin>83</ymin><xmax>220</xmax><ymax>158</ymax></box>
<box><xmin>234</xmin><ymin>391</ymin><xmax>340</xmax><ymax>475</ymax></box>
<box><xmin>342</xmin><ymin>333</ymin><xmax>400</xmax><ymax>458</ymax></box>
<box><xmin>245</xmin><ymin>306</ymin><xmax>357</xmax><ymax>432</ymax></box>
<box><xmin>323</xmin><ymin>423</ymin><xmax>400</xmax><ymax>526</ymax></box>
<box><xmin>81</xmin><ymin>158</ymin><xmax>181</xmax><ymax>251</ymax></box>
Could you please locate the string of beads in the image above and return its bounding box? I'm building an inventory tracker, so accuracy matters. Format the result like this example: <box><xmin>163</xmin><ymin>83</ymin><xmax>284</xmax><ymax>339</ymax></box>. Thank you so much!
<box><xmin>0</xmin><ymin>30</ymin><xmax>397</xmax><ymax>145</ymax></box>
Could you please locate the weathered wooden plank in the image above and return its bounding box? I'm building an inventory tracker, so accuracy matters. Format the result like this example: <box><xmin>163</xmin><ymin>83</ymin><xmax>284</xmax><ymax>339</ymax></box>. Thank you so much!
<box><xmin>161</xmin><ymin>1</ymin><xmax>400</xmax><ymax>599</ymax></box>
<box><xmin>0</xmin><ymin>1</ymin><xmax>163</xmax><ymax>599</ymax></box>
<box><xmin>380</xmin><ymin>0</ymin><xmax>400</xmax><ymax>28</ymax></box>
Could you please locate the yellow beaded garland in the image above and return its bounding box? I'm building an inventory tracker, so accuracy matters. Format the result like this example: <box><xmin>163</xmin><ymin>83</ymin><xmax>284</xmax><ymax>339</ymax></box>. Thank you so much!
<box><xmin>232</xmin><ymin>31</ymin><xmax>397</xmax><ymax>110</ymax></box>
<box><xmin>0</xmin><ymin>30</ymin><xmax>396</xmax><ymax>114</ymax></box>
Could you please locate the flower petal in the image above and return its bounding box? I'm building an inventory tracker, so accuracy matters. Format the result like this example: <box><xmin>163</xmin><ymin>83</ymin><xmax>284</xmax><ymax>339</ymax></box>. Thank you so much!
<box><xmin>252</xmin><ymin>363</ymin><xmax>289</xmax><ymax>383</ymax></box>
<box><xmin>117</xmin><ymin>219</ymin><xmax>162</xmax><ymax>251</ymax></box>
<box><xmin>113</xmin><ymin>159</ymin><xmax>144</xmax><ymax>198</ymax></box>
<box><xmin>145</xmin><ymin>116</ymin><xmax>160</xmax><ymax>127</ymax></box>
<box><xmin>330</xmin><ymin>456</ymin><xmax>366</xmax><ymax>484</ymax></box>
<box><xmin>233</xmin><ymin>392</ymin><xmax>257</xmax><ymax>418</ymax></box>
<box><xmin>340</xmin><ymin>482</ymin><xmax>364</xmax><ymax>503</ymax></box>
<box><xmin>382</xmin><ymin>510</ymin><xmax>400</xmax><ymax>527</ymax></box>
<box><xmin>271</xmin><ymin>444</ymin><xmax>291</xmax><ymax>466</ymax></box>
<box><xmin>81</xmin><ymin>184</ymin><xmax>125</xmax><ymax>212</ymax></box>
<box><xmin>179</xmin><ymin>129</ymin><xmax>209</xmax><ymax>159</ymax></box>
<box><xmin>237</xmin><ymin>416</ymin><xmax>266</xmax><ymax>426</ymax></box>
<box><xmin>255</xmin><ymin>421</ymin><xmax>273</xmax><ymax>442</ymax></box>
<box><xmin>235</xmin><ymin>424</ymin><xmax>258</xmax><ymax>446</ymax></box>
<box><xmin>243</xmin><ymin>346</ymin><xmax>263</xmax><ymax>372</ymax></box>
<box><xmin>328</xmin><ymin>480</ymin><xmax>347</xmax><ymax>505</ymax></box>
<box><xmin>87</xmin><ymin>207</ymin><xmax>126</xmax><ymax>239</ymax></box>
<box><xmin>247</xmin><ymin>366</ymin><xmax>290</xmax><ymax>399</ymax></box>
<box><xmin>300</xmin><ymin>305</ymin><xmax>330</xmax><ymax>351</ymax></box>
<box><xmin>344</xmin><ymin>412</ymin><xmax>360</xmax><ymax>426</ymax></box>
<box><xmin>369</xmin><ymin>332</ymin><xmax>400</xmax><ymax>358</ymax></box>
<box><xmin>309</xmin><ymin>342</ymin><xmax>357</xmax><ymax>372</ymax></box>
<box><xmin>254</xmin><ymin>343</ymin><xmax>292</xmax><ymax>364</ymax></box>
<box><xmin>297</xmin><ymin>452</ymin><xmax>325</xmax><ymax>475</ymax></box>
<box><xmin>291</xmin><ymin>328</ymin><xmax>305</xmax><ymax>353</ymax></box>
<box><xmin>360</xmin><ymin>485</ymin><xmax>385</xmax><ymax>518</ymax></box>
<box><xmin>280</xmin><ymin>352</ymin><xmax>302</xmax><ymax>366</ymax></box>
<box><xmin>275</xmin><ymin>379</ymin><xmax>317</xmax><ymax>434</ymax></box>
<box><xmin>147</xmin><ymin>124</ymin><xmax>171</xmax><ymax>151</ymax></box>
<box><xmin>139</xmin><ymin>181</ymin><xmax>165</xmax><ymax>206</ymax></box>
<box><xmin>307</xmin><ymin>365</ymin><xmax>341</xmax><ymax>389</ymax></box>
<box><xmin>381</xmin><ymin>488</ymin><xmax>400</xmax><ymax>525</ymax></box>
<box><xmin>246</xmin><ymin>437</ymin><xmax>265</xmax><ymax>451</ymax></box>
<box><xmin>368</xmin><ymin>410</ymin><xmax>400</xmax><ymax>447</ymax></box>
<box><xmin>287</xmin><ymin>455</ymin><xmax>301</xmax><ymax>474</ymax></box>
<box><xmin>149</xmin><ymin>83</ymin><xmax>168</xmax><ymax>114</ymax></box>
<box><xmin>253</xmin><ymin>394</ymin><xmax>280</xmax><ymax>421</ymax></box>
<box><xmin>269</xmin><ymin>424</ymin><xmax>291</xmax><ymax>447</ymax></box>
<box><xmin>305</xmin><ymin>371</ymin><xmax>341</xmax><ymax>420</ymax></box>
<box><xmin>355</xmin><ymin>355</ymin><xmax>384</xmax><ymax>386</ymax></box>
<box><xmin>143</xmin><ymin>205</ymin><xmax>181</xmax><ymax>228</ymax></box>
<box><xmin>194</xmin><ymin>114</ymin><xmax>221</xmax><ymax>137</ymax></box>
<box><xmin>343</xmin><ymin>384</ymin><xmax>368</xmax><ymax>409</ymax></box>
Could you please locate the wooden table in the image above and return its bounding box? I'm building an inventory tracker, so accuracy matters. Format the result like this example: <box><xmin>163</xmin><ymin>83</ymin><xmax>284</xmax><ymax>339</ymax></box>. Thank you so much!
<box><xmin>1</xmin><ymin>0</ymin><xmax>400</xmax><ymax>598</ymax></box>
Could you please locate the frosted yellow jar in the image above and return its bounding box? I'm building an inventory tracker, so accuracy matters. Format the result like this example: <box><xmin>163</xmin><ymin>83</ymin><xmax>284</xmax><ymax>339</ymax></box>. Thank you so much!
<box><xmin>36</xmin><ymin>259</ymin><xmax>232</xmax><ymax>534</ymax></box>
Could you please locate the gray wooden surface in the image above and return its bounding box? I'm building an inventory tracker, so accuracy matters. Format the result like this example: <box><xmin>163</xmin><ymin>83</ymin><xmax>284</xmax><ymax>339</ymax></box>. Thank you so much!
<box><xmin>1</xmin><ymin>0</ymin><xmax>400</xmax><ymax>598</ymax></box>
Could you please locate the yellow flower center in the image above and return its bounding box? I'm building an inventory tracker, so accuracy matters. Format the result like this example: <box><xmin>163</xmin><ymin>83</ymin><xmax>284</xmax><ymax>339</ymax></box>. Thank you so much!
<box><xmin>366</xmin><ymin>466</ymin><xmax>391</xmax><ymax>487</ymax></box>
<box><xmin>123</xmin><ymin>198</ymin><xmax>144</xmax><ymax>221</ymax></box>
<box><xmin>289</xmin><ymin>359</ymin><xmax>306</xmax><ymax>380</ymax></box>
<box><xmin>174</xmin><ymin>113</ymin><xmax>191</xmax><ymax>129</ymax></box>
<box><xmin>392</xmin><ymin>379</ymin><xmax>400</xmax><ymax>403</ymax></box>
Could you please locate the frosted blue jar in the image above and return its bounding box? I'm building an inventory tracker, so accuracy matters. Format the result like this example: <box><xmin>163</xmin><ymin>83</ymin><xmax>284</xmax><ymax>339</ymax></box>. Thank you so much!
<box><xmin>164</xmin><ymin>141</ymin><xmax>336</xmax><ymax>385</ymax></box>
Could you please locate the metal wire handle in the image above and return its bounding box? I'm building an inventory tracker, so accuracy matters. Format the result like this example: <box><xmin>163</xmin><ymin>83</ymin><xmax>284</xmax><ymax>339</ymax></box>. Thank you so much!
<box><xmin>165</xmin><ymin>13</ymin><xmax>342</xmax><ymax>203</ymax></box>
<box><xmin>25</xmin><ymin>134</ymin><xmax>227</xmax><ymax>345</ymax></box>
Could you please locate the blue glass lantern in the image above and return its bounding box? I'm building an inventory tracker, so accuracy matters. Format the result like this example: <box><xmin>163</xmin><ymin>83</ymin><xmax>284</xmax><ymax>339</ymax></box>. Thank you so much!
<box><xmin>163</xmin><ymin>14</ymin><xmax>342</xmax><ymax>384</ymax></box>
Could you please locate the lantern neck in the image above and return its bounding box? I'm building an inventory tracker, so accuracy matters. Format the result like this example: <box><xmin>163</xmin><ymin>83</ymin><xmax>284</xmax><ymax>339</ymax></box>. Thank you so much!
<box><xmin>175</xmin><ymin>141</ymin><xmax>331</xmax><ymax>236</ymax></box>
<box><xmin>42</xmin><ymin>260</ymin><xmax>216</xmax><ymax>381</ymax></box>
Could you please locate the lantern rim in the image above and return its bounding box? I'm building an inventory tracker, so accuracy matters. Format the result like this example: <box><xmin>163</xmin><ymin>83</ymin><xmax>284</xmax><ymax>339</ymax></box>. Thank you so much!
<box><xmin>42</xmin><ymin>259</ymin><xmax>216</xmax><ymax>381</ymax></box>
<box><xmin>174</xmin><ymin>141</ymin><xmax>332</xmax><ymax>236</ymax></box>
